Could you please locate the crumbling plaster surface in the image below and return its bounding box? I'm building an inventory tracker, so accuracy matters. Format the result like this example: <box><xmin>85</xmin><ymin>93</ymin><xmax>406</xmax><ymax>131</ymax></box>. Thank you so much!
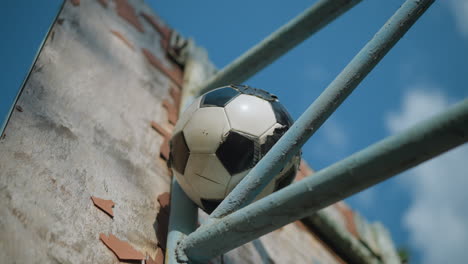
<box><xmin>0</xmin><ymin>0</ymin><xmax>173</xmax><ymax>263</ymax></box>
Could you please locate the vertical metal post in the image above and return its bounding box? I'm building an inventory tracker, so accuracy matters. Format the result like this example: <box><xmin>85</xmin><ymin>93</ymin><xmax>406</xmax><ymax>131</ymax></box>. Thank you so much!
<box><xmin>165</xmin><ymin>179</ymin><xmax>198</xmax><ymax>263</ymax></box>
<box><xmin>179</xmin><ymin>98</ymin><xmax>468</xmax><ymax>263</ymax></box>
<box><xmin>197</xmin><ymin>0</ymin><xmax>362</xmax><ymax>95</ymax></box>
<box><xmin>210</xmin><ymin>0</ymin><xmax>435</xmax><ymax>219</ymax></box>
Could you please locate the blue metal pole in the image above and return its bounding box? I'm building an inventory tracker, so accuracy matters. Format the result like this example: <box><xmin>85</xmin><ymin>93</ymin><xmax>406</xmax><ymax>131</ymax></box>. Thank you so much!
<box><xmin>197</xmin><ymin>0</ymin><xmax>362</xmax><ymax>95</ymax></box>
<box><xmin>179</xmin><ymin>98</ymin><xmax>468</xmax><ymax>263</ymax></box>
<box><xmin>165</xmin><ymin>179</ymin><xmax>198</xmax><ymax>263</ymax></box>
<box><xmin>210</xmin><ymin>0</ymin><xmax>435</xmax><ymax>219</ymax></box>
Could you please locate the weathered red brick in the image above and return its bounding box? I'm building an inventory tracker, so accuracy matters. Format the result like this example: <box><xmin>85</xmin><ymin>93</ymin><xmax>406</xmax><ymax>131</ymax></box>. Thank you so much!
<box><xmin>163</xmin><ymin>100</ymin><xmax>178</xmax><ymax>125</ymax></box>
<box><xmin>91</xmin><ymin>196</ymin><xmax>115</xmax><ymax>218</ymax></box>
<box><xmin>141</xmin><ymin>12</ymin><xmax>171</xmax><ymax>40</ymax></box>
<box><xmin>99</xmin><ymin>233</ymin><xmax>145</xmax><ymax>261</ymax></box>
<box><xmin>142</xmin><ymin>48</ymin><xmax>183</xmax><ymax>88</ymax></box>
<box><xmin>147</xmin><ymin>247</ymin><xmax>165</xmax><ymax>264</ymax></box>
<box><xmin>70</xmin><ymin>0</ymin><xmax>80</xmax><ymax>6</ymax></box>
<box><xmin>335</xmin><ymin>202</ymin><xmax>359</xmax><ymax>238</ymax></box>
<box><xmin>170</xmin><ymin>85</ymin><xmax>181</xmax><ymax>109</ymax></box>
<box><xmin>114</xmin><ymin>0</ymin><xmax>145</xmax><ymax>33</ymax></box>
<box><xmin>110</xmin><ymin>30</ymin><xmax>134</xmax><ymax>50</ymax></box>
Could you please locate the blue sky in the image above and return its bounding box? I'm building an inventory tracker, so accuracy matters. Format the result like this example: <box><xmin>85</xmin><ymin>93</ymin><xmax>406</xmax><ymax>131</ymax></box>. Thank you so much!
<box><xmin>2</xmin><ymin>1</ymin><xmax>468</xmax><ymax>263</ymax></box>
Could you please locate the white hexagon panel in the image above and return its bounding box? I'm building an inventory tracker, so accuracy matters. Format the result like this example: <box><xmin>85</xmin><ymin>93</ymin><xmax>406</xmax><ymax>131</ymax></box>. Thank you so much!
<box><xmin>184</xmin><ymin>153</ymin><xmax>231</xmax><ymax>200</ymax></box>
<box><xmin>224</xmin><ymin>94</ymin><xmax>277</xmax><ymax>137</ymax></box>
<box><xmin>183</xmin><ymin>107</ymin><xmax>230</xmax><ymax>154</ymax></box>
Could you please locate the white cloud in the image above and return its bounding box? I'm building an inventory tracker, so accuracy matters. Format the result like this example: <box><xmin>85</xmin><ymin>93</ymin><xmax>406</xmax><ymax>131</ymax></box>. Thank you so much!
<box><xmin>386</xmin><ymin>87</ymin><xmax>447</xmax><ymax>133</ymax></box>
<box><xmin>386</xmin><ymin>87</ymin><xmax>468</xmax><ymax>264</ymax></box>
<box><xmin>447</xmin><ymin>0</ymin><xmax>468</xmax><ymax>38</ymax></box>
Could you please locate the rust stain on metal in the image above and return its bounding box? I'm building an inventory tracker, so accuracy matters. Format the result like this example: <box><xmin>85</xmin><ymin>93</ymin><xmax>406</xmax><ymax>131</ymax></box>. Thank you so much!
<box><xmin>141</xmin><ymin>48</ymin><xmax>183</xmax><ymax>88</ymax></box>
<box><xmin>97</xmin><ymin>0</ymin><xmax>108</xmax><ymax>7</ymax></box>
<box><xmin>156</xmin><ymin>192</ymin><xmax>171</xmax><ymax>250</ymax></box>
<box><xmin>99</xmin><ymin>233</ymin><xmax>145</xmax><ymax>261</ymax></box>
<box><xmin>110</xmin><ymin>30</ymin><xmax>134</xmax><ymax>50</ymax></box>
<box><xmin>91</xmin><ymin>196</ymin><xmax>115</xmax><ymax>218</ymax></box>
<box><xmin>335</xmin><ymin>202</ymin><xmax>359</xmax><ymax>238</ymax></box>
<box><xmin>70</xmin><ymin>0</ymin><xmax>80</xmax><ymax>6</ymax></box>
<box><xmin>15</xmin><ymin>105</ymin><xmax>23</xmax><ymax>112</ymax></box>
<box><xmin>114</xmin><ymin>0</ymin><xmax>145</xmax><ymax>33</ymax></box>
<box><xmin>162</xmin><ymin>100</ymin><xmax>178</xmax><ymax>125</ymax></box>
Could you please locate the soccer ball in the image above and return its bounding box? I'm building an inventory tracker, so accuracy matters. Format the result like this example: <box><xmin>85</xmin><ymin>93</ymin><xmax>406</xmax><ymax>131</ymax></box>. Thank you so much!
<box><xmin>169</xmin><ymin>84</ymin><xmax>301</xmax><ymax>213</ymax></box>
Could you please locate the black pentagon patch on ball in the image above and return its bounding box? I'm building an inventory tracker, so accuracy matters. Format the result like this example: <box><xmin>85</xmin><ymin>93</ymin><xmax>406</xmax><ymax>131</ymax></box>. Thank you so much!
<box><xmin>230</xmin><ymin>84</ymin><xmax>278</xmax><ymax>102</ymax></box>
<box><xmin>170</xmin><ymin>131</ymin><xmax>190</xmax><ymax>175</ymax></box>
<box><xmin>201</xmin><ymin>87</ymin><xmax>240</xmax><ymax>107</ymax></box>
<box><xmin>274</xmin><ymin>163</ymin><xmax>298</xmax><ymax>192</ymax></box>
<box><xmin>201</xmin><ymin>198</ymin><xmax>223</xmax><ymax>214</ymax></box>
<box><xmin>270</xmin><ymin>101</ymin><xmax>294</xmax><ymax>127</ymax></box>
<box><xmin>216</xmin><ymin>131</ymin><xmax>255</xmax><ymax>175</ymax></box>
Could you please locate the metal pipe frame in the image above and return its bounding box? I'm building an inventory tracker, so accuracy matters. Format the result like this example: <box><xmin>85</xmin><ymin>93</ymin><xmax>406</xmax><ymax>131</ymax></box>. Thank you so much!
<box><xmin>179</xmin><ymin>98</ymin><xmax>468</xmax><ymax>263</ymax></box>
<box><xmin>210</xmin><ymin>0</ymin><xmax>435</xmax><ymax>219</ymax></box>
<box><xmin>166</xmin><ymin>1</ymin><xmax>364</xmax><ymax>263</ymax></box>
<box><xmin>165</xmin><ymin>178</ymin><xmax>198</xmax><ymax>263</ymax></box>
<box><xmin>197</xmin><ymin>0</ymin><xmax>362</xmax><ymax>95</ymax></box>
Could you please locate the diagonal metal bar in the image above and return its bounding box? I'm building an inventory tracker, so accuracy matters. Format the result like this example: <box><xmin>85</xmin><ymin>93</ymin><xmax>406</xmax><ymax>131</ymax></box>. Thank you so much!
<box><xmin>197</xmin><ymin>0</ymin><xmax>362</xmax><ymax>95</ymax></box>
<box><xmin>179</xmin><ymin>98</ymin><xmax>468</xmax><ymax>263</ymax></box>
<box><xmin>209</xmin><ymin>0</ymin><xmax>435</xmax><ymax>219</ymax></box>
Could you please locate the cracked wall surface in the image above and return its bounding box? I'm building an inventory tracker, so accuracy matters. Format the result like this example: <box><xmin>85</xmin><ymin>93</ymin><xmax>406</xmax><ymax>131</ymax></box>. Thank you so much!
<box><xmin>0</xmin><ymin>0</ymin><xmax>176</xmax><ymax>263</ymax></box>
